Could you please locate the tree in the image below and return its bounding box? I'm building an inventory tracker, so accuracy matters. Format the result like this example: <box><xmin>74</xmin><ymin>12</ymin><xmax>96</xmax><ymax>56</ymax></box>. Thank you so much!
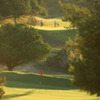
<box><xmin>29</xmin><ymin>0</ymin><xmax>47</xmax><ymax>25</ymax></box>
<box><xmin>30</xmin><ymin>0</ymin><xmax>48</xmax><ymax>16</ymax></box>
<box><xmin>0</xmin><ymin>0</ymin><xmax>47</xmax><ymax>24</ymax></box>
<box><xmin>60</xmin><ymin>0</ymin><xmax>100</xmax><ymax>96</ymax></box>
<box><xmin>0</xmin><ymin>23</ymin><xmax>51</xmax><ymax>71</ymax></box>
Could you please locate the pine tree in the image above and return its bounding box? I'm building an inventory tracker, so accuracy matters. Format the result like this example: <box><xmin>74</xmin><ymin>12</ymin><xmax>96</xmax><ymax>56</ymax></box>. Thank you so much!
<box><xmin>61</xmin><ymin>0</ymin><xmax>100</xmax><ymax>96</ymax></box>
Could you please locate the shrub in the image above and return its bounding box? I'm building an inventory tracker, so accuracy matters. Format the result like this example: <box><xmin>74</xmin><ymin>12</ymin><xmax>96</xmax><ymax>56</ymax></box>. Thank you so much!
<box><xmin>0</xmin><ymin>23</ymin><xmax>51</xmax><ymax>71</ymax></box>
<box><xmin>0</xmin><ymin>78</ymin><xmax>5</xmax><ymax>99</ymax></box>
<box><xmin>47</xmin><ymin>49</ymin><xmax>69</xmax><ymax>72</ymax></box>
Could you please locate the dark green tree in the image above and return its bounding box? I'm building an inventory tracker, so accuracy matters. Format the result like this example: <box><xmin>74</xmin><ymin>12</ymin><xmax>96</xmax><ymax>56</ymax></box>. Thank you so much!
<box><xmin>0</xmin><ymin>0</ymin><xmax>47</xmax><ymax>24</ymax></box>
<box><xmin>60</xmin><ymin>0</ymin><xmax>100</xmax><ymax>96</ymax></box>
<box><xmin>0</xmin><ymin>23</ymin><xmax>51</xmax><ymax>71</ymax></box>
<box><xmin>0</xmin><ymin>0</ymin><xmax>31</xmax><ymax>24</ymax></box>
<box><xmin>30</xmin><ymin>0</ymin><xmax>48</xmax><ymax>16</ymax></box>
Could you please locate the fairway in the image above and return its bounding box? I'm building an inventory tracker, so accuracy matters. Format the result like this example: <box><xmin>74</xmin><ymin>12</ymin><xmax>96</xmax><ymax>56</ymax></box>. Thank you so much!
<box><xmin>3</xmin><ymin>87</ymin><xmax>99</xmax><ymax>100</ymax></box>
<box><xmin>39</xmin><ymin>29</ymin><xmax>77</xmax><ymax>48</ymax></box>
<box><xmin>1</xmin><ymin>72</ymin><xmax>99</xmax><ymax>100</ymax></box>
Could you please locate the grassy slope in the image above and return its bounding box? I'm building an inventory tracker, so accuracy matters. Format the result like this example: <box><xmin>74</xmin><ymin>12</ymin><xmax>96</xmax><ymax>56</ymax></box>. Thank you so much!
<box><xmin>0</xmin><ymin>16</ymin><xmax>70</xmax><ymax>29</ymax></box>
<box><xmin>39</xmin><ymin>29</ymin><xmax>77</xmax><ymax>48</ymax></box>
<box><xmin>1</xmin><ymin>71</ymin><xmax>99</xmax><ymax>100</ymax></box>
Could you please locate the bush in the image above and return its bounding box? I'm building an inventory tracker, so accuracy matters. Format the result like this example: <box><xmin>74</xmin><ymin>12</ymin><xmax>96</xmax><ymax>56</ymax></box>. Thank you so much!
<box><xmin>0</xmin><ymin>78</ymin><xmax>5</xmax><ymax>99</ymax></box>
<box><xmin>62</xmin><ymin>0</ymin><xmax>100</xmax><ymax>96</ymax></box>
<box><xmin>0</xmin><ymin>23</ymin><xmax>51</xmax><ymax>71</ymax></box>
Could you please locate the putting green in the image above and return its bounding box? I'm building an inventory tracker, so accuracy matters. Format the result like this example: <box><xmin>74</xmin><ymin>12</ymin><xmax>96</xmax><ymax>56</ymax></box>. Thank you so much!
<box><xmin>1</xmin><ymin>71</ymin><xmax>99</xmax><ymax>100</ymax></box>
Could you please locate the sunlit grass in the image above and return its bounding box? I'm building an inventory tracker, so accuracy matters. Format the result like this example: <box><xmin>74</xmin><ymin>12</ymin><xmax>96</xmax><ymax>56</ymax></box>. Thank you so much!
<box><xmin>34</xmin><ymin>16</ymin><xmax>71</xmax><ymax>30</ymax></box>
<box><xmin>3</xmin><ymin>87</ymin><xmax>99</xmax><ymax>100</ymax></box>
<box><xmin>38</xmin><ymin>29</ymin><xmax>77</xmax><ymax>48</ymax></box>
<box><xmin>1</xmin><ymin>71</ymin><xmax>99</xmax><ymax>100</ymax></box>
<box><xmin>0</xmin><ymin>16</ymin><xmax>71</xmax><ymax>30</ymax></box>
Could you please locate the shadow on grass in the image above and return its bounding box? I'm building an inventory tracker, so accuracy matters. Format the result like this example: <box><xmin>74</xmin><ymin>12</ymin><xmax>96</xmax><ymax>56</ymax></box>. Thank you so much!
<box><xmin>1</xmin><ymin>71</ymin><xmax>78</xmax><ymax>90</ymax></box>
<box><xmin>3</xmin><ymin>91</ymin><xmax>34</xmax><ymax>100</ymax></box>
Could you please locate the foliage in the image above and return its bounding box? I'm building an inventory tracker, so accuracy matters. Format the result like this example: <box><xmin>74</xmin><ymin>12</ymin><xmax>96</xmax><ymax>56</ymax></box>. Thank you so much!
<box><xmin>61</xmin><ymin>0</ymin><xmax>100</xmax><ymax>96</ymax></box>
<box><xmin>30</xmin><ymin>0</ymin><xmax>48</xmax><ymax>16</ymax></box>
<box><xmin>0</xmin><ymin>78</ymin><xmax>5</xmax><ymax>99</ymax></box>
<box><xmin>0</xmin><ymin>23</ymin><xmax>51</xmax><ymax>71</ymax></box>
<box><xmin>0</xmin><ymin>0</ymin><xmax>47</xmax><ymax>23</ymax></box>
<box><xmin>47</xmin><ymin>49</ymin><xmax>68</xmax><ymax>71</ymax></box>
<box><xmin>39</xmin><ymin>29</ymin><xmax>77</xmax><ymax>48</ymax></box>
<box><xmin>0</xmin><ymin>71</ymin><xmax>73</xmax><ymax>88</ymax></box>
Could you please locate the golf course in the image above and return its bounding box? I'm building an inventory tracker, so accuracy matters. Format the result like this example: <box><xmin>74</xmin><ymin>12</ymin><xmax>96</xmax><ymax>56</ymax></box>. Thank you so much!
<box><xmin>0</xmin><ymin>16</ymin><xmax>99</xmax><ymax>100</ymax></box>
<box><xmin>0</xmin><ymin>0</ymin><xmax>100</xmax><ymax>100</ymax></box>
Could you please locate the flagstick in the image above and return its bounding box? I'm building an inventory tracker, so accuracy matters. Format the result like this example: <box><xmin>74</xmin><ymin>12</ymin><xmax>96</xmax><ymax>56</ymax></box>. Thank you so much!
<box><xmin>40</xmin><ymin>78</ymin><xmax>42</xmax><ymax>87</ymax></box>
<box><xmin>40</xmin><ymin>70</ymin><xmax>43</xmax><ymax>88</ymax></box>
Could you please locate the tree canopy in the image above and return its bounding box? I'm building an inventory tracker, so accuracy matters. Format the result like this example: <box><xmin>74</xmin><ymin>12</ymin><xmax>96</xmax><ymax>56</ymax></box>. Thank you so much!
<box><xmin>0</xmin><ymin>23</ymin><xmax>51</xmax><ymax>71</ymax></box>
<box><xmin>0</xmin><ymin>0</ymin><xmax>47</xmax><ymax>23</ymax></box>
<box><xmin>0</xmin><ymin>78</ymin><xmax>5</xmax><ymax>99</ymax></box>
<box><xmin>60</xmin><ymin>0</ymin><xmax>100</xmax><ymax>96</ymax></box>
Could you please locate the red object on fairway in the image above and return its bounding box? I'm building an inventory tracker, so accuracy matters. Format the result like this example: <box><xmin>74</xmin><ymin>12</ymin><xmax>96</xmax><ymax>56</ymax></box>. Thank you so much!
<box><xmin>41</xmin><ymin>70</ymin><xmax>43</xmax><ymax>76</ymax></box>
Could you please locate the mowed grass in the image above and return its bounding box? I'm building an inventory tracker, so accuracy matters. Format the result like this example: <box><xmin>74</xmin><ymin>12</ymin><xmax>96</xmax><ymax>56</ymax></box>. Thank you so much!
<box><xmin>0</xmin><ymin>16</ymin><xmax>70</xmax><ymax>30</ymax></box>
<box><xmin>0</xmin><ymin>71</ymin><xmax>99</xmax><ymax>100</ymax></box>
<box><xmin>38</xmin><ymin>29</ymin><xmax>77</xmax><ymax>48</ymax></box>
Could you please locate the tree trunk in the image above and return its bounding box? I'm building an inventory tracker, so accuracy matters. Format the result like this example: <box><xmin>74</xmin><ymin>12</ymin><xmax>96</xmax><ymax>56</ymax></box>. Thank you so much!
<box><xmin>97</xmin><ymin>92</ymin><xmax>100</xmax><ymax>96</ymax></box>
<box><xmin>7</xmin><ymin>64</ymin><xmax>14</xmax><ymax>71</ymax></box>
<box><xmin>14</xmin><ymin>17</ymin><xmax>17</xmax><ymax>24</ymax></box>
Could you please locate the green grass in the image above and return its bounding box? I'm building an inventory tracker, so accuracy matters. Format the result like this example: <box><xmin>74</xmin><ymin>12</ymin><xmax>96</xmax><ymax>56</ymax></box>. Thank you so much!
<box><xmin>0</xmin><ymin>71</ymin><xmax>99</xmax><ymax>100</ymax></box>
<box><xmin>38</xmin><ymin>29</ymin><xmax>77</xmax><ymax>48</ymax></box>
<box><xmin>0</xmin><ymin>71</ymin><xmax>75</xmax><ymax>89</ymax></box>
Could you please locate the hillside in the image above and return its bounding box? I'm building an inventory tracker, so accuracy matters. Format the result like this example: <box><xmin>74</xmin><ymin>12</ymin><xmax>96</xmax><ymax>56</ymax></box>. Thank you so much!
<box><xmin>39</xmin><ymin>29</ymin><xmax>77</xmax><ymax>48</ymax></box>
